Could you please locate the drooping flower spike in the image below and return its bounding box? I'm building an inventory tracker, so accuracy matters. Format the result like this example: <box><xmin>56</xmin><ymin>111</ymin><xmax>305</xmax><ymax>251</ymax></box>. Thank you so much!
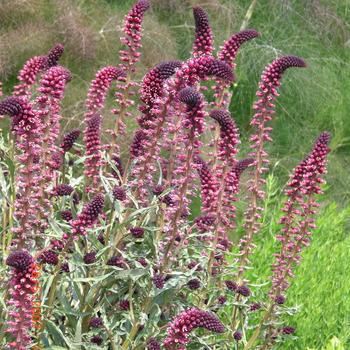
<box><xmin>13</xmin><ymin>43</ymin><xmax>65</xmax><ymax>98</ymax></box>
<box><xmin>192</xmin><ymin>7</ymin><xmax>214</xmax><ymax>57</ymax></box>
<box><xmin>214</xmin><ymin>29</ymin><xmax>260</xmax><ymax>108</ymax></box>
<box><xmin>85</xmin><ymin>66</ymin><xmax>125</xmax><ymax>118</ymax></box>
<box><xmin>270</xmin><ymin>132</ymin><xmax>331</xmax><ymax>298</ymax></box>
<box><xmin>71</xmin><ymin>193</ymin><xmax>105</xmax><ymax>237</ymax></box>
<box><xmin>164</xmin><ymin>308</ymin><xmax>225</xmax><ymax>349</ymax></box>
<box><xmin>61</xmin><ymin>129</ymin><xmax>81</xmax><ymax>153</ymax></box>
<box><xmin>238</xmin><ymin>56</ymin><xmax>306</xmax><ymax>277</ymax></box>
<box><xmin>218</xmin><ymin>29</ymin><xmax>260</xmax><ymax>68</ymax></box>
<box><xmin>210</xmin><ymin>109</ymin><xmax>240</xmax><ymax>165</ymax></box>
<box><xmin>119</xmin><ymin>0</ymin><xmax>150</xmax><ymax>70</ymax></box>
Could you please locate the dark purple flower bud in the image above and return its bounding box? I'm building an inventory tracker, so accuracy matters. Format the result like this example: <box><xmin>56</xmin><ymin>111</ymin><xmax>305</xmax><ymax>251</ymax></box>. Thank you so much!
<box><xmin>38</xmin><ymin>250</ymin><xmax>58</xmax><ymax>265</ymax></box>
<box><xmin>250</xmin><ymin>302</ymin><xmax>262</xmax><ymax>311</ymax></box>
<box><xmin>89</xmin><ymin>317</ymin><xmax>103</xmax><ymax>328</ymax></box>
<box><xmin>147</xmin><ymin>337</ymin><xmax>161</xmax><ymax>350</ymax></box>
<box><xmin>6</xmin><ymin>250</ymin><xmax>33</xmax><ymax>271</ymax></box>
<box><xmin>72</xmin><ymin>193</ymin><xmax>105</xmax><ymax>236</ymax></box>
<box><xmin>187</xmin><ymin>261</ymin><xmax>202</xmax><ymax>271</ymax></box>
<box><xmin>91</xmin><ymin>335</ymin><xmax>103</xmax><ymax>345</ymax></box>
<box><xmin>60</xmin><ymin>210</ymin><xmax>73</xmax><ymax>222</ymax></box>
<box><xmin>137</xmin><ymin>257</ymin><xmax>148</xmax><ymax>267</ymax></box>
<box><xmin>140</xmin><ymin>60</ymin><xmax>182</xmax><ymax>107</ymax></box>
<box><xmin>234</xmin><ymin>158</ymin><xmax>255</xmax><ymax>176</ymax></box>
<box><xmin>61</xmin><ymin>262</ymin><xmax>70</xmax><ymax>273</ymax></box>
<box><xmin>187</xmin><ymin>278</ymin><xmax>201</xmax><ymax>290</ymax></box>
<box><xmin>275</xmin><ymin>295</ymin><xmax>286</xmax><ymax>305</ymax></box>
<box><xmin>61</xmin><ymin>129</ymin><xmax>80</xmax><ymax>152</ymax></box>
<box><xmin>130</xmin><ymin>130</ymin><xmax>148</xmax><ymax>158</ymax></box>
<box><xmin>192</xmin><ymin>7</ymin><xmax>214</xmax><ymax>57</ymax></box>
<box><xmin>208</xmin><ymin>59</ymin><xmax>234</xmax><ymax>82</ymax></box>
<box><xmin>281</xmin><ymin>326</ymin><xmax>295</xmax><ymax>335</ymax></box>
<box><xmin>47</xmin><ymin>43</ymin><xmax>64</xmax><ymax>68</ymax></box>
<box><xmin>53</xmin><ymin>184</ymin><xmax>74</xmax><ymax>196</ymax></box>
<box><xmin>107</xmin><ymin>255</ymin><xmax>125</xmax><ymax>268</ymax></box>
<box><xmin>234</xmin><ymin>330</ymin><xmax>242</xmax><ymax>341</ymax></box>
<box><xmin>112</xmin><ymin>155</ymin><xmax>123</xmax><ymax>177</ymax></box>
<box><xmin>218</xmin><ymin>29</ymin><xmax>260</xmax><ymax>67</ymax></box>
<box><xmin>84</xmin><ymin>251</ymin><xmax>97</xmax><ymax>264</ymax></box>
<box><xmin>98</xmin><ymin>233</ymin><xmax>105</xmax><ymax>245</ymax></box>
<box><xmin>112</xmin><ymin>186</ymin><xmax>126</xmax><ymax>201</ymax></box>
<box><xmin>178</xmin><ymin>87</ymin><xmax>202</xmax><ymax>108</ymax></box>
<box><xmin>0</xmin><ymin>97</ymin><xmax>23</xmax><ymax>116</ymax></box>
<box><xmin>119</xmin><ymin>299</ymin><xmax>130</xmax><ymax>311</ymax></box>
<box><xmin>225</xmin><ymin>280</ymin><xmax>237</xmax><ymax>292</ymax></box>
<box><xmin>130</xmin><ymin>227</ymin><xmax>144</xmax><ymax>238</ymax></box>
<box><xmin>152</xmin><ymin>274</ymin><xmax>165</xmax><ymax>289</ymax></box>
<box><xmin>152</xmin><ymin>185</ymin><xmax>165</xmax><ymax>196</ymax></box>
<box><xmin>218</xmin><ymin>296</ymin><xmax>227</xmax><ymax>305</ymax></box>
<box><xmin>237</xmin><ymin>285</ymin><xmax>251</xmax><ymax>297</ymax></box>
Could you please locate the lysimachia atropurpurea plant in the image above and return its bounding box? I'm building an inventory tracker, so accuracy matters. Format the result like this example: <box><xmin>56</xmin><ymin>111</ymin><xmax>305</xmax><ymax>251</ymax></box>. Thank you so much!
<box><xmin>0</xmin><ymin>1</ymin><xmax>331</xmax><ymax>349</ymax></box>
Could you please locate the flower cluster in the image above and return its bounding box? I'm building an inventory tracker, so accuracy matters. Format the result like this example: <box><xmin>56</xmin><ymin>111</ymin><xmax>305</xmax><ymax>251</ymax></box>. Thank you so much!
<box><xmin>238</xmin><ymin>56</ymin><xmax>306</xmax><ymax>276</ymax></box>
<box><xmin>164</xmin><ymin>308</ymin><xmax>225</xmax><ymax>349</ymax></box>
<box><xmin>270</xmin><ymin>132</ymin><xmax>331</xmax><ymax>298</ymax></box>
<box><xmin>61</xmin><ymin>129</ymin><xmax>80</xmax><ymax>153</ymax></box>
<box><xmin>71</xmin><ymin>193</ymin><xmax>105</xmax><ymax>236</ymax></box>
<box><xmin>192</xmin><ymin>7</ymin><xmax>214</xmax><ymax>57</ymax></box>
<box><xmin>6</xmin><ymin>251</ymin><xmax>36</xmax><ymax>349</ymax></box>
<box><xmin>84</xmin><ymin>114</ymin><xmax>103</xmax><ymax>190</ymax></box>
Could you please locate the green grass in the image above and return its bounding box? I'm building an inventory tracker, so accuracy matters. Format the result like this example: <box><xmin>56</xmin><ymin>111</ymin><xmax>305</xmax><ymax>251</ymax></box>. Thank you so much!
<box><xmin>0</xmin><ymin>1</ymin><xmax>349</xmax><ymax>348</ymax></box>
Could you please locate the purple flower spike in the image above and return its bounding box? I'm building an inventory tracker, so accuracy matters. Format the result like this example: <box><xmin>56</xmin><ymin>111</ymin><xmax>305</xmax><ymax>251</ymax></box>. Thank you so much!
<box><xmin>61</xmin><ymin>129</ymin><xmax>80</xmax><ymax>152</ymax></box>
<box><xmin>147</xmin><ymin>337</ymin><xmax>161</xmax><ymax>350</ymax></box>
<box><xmin>47</xmin><ymin>43</ymin><xmax>65</xmax><ymax>68</ymax></box>
<box><xmin>178</xmin><ymin>87</ymin><xmax>202</xmax><ymax>108</ymax></box>
<box><xmin>192</xmin><ymin>7</ymin><xmax>214</xmax><ymax>57</ymax></box>
<box><xmin>219</xmin><ymin>29</ymin><xmax>260</xmax><ymax>67</ymax></box>
<box><xmin>164</xmin><ymin>308</ymin><xmax>225</xmax><ymax>349</ymax></box>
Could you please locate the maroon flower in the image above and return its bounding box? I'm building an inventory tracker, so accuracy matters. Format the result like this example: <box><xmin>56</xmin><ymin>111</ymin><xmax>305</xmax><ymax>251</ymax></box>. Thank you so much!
<box><xmin>83</xmin><ymin>251</ymin><xmax>97</xmax><ymax>264</ymax></box>
<box><xmin>192</xmin><ymin>7</ymin><xmax>214</xmax><ymax>57</ymax></box>
<box><xmin>237</xmin><ymin>285</ymin><xmax>251</xmax><ymax>297</ymax></box>
<box><xmin>164</xmin><ymin>308</ymin><xmax>225</xmax><ymax>349</ymax></box>
<box><xmin>147</xmin><ymin>337</ymin><xmax>161</xmax><ymax>350</ymax></box>
<box><xmin>61</xmin><ymin>262</ymin><xmax>70</xmax><ymax>273</ymax></box>
<box><xmin>130</xmin><ymin>130</ymin><xmax>148</xmax><ymax>158</ymax></box>
<box><xmin>281</xmin><ymin>326</ymin><xmax>295</xmax><ymax>335</ymax></box>
<box><xmin>107</xmin><ymin>255</ymin><xmax>125</xmax><ymax>268</ymax></box>
<box><xmin>61</xmin><ymin>129</ymin><xmax>80</xmax><ymax>152</ymax></box>
<box><xmin>89</xmin><ymin>317</ymin><xmax>103</xmax><ymax>328</ymax></box>
<box><xmin>71</xmin><ymin>193</ymin><xmax>104</xmax><ymax>236</ymax></box>
<box><xmin>38</xmin><ymin>250</ymin><xmax>58</xmax><ymax>266</ymax></box>
<box><xmin>6</xmin><ymin>250</ymin><xmax>34</xmax><ymax>271</ymax></box>
<box><xmin>187</xmin><ymin>278</ymin><xmax>201</xmax><ymax>290</ymax></box>
<box><xmin>218</xmin><ymin>29</ymin><xmax>260</xmax><ymax>67</ymax></box>
<box><xmin>130</xmin><ymin>227</ymin><xmax>144</xmax><ymax>238</ymax></box>
<box><xmin>112</xmin><ymin>186</ymin><xmax>127</xmax><ymax>201</ymax></box>
<box><xmin>119</xmin><ymin>299</ymin><xmax>130</xmax><ymax>311</ymax></box>
<box><xmin>52</xmin><ymin>184</ymin><xmax>74</xmax><ymax>196</ymax></box>
<box><xmin>225</xmin><ymin>280</ymin><xmax>237</xmax><ymax>292</ymax></box>
<box><xmin>60</xmin><ymin>210</ymin><xmax>73</xmax><ymax>222</ymax></box>
<box><xmin>91</xmin><ymin>335</ymin><xmax>103</xmax><ymax>345</ymax></box>
<box><xmin>233</xmin><ymin>330</ymin><xmax>242</xmax><ymax>341</ymax></box>
<box><xmin>47</xmin><ymin>43</ymin><xmax>65</xmax><ymax>68</ymax></box>
<box><xmin>152</xmin><ymin>274</ymin><xmax>165</xmax><ymax>289</ymax></box>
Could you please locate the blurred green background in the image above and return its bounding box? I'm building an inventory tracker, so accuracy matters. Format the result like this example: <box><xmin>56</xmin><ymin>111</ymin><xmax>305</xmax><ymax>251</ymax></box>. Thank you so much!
<box><xmin>0</xmin><ymin>1</ymin><xmax>349</xmax><ymax>349</ymax></box>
